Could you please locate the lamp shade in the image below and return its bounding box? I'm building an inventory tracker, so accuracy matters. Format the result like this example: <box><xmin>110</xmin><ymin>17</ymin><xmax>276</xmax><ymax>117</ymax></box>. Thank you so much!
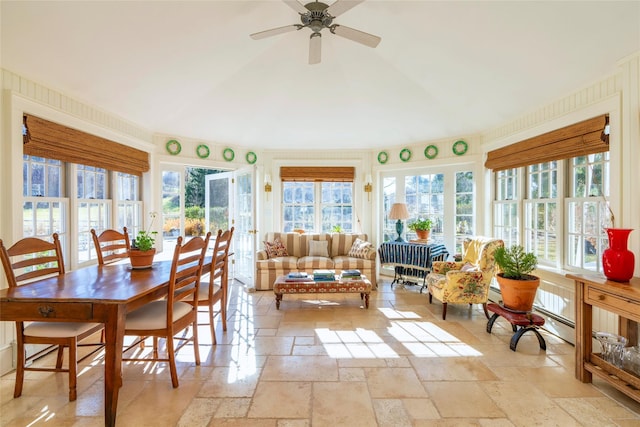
<box><xmin>388</xmin><ymin>203</ymin><xmax>410</xmax><ymax>220</ymax></box>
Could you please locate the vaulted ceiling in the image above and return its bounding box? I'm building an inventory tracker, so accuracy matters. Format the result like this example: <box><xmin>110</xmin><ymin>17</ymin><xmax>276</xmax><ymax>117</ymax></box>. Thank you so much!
<box><xmin>2</xmin><ymin>1</ymin><xmax>639</xmax><ymax>150</ymax></box>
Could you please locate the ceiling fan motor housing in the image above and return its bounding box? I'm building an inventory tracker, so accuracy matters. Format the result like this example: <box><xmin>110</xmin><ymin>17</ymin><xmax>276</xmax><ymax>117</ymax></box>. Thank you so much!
<box><xmin>301</xmin><ymin>1</ymin><xmax>333</xmax><ymax>33</ymax></box>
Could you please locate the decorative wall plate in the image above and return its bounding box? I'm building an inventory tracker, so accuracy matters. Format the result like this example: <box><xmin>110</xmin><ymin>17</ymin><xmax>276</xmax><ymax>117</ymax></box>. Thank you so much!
<box><xmin>452</xmin><ymin>140</ymin><xmax>468</xmax><ymax>156</ymax></box>
<box><xmin>246</xmin><ymin>151</ymin><xmax>257</xmax><ymax>164</ymax></box>
<box><xmin>399</xmin><ymin>148</ymin><xmax>412</xmax><ymax>162</ymax></box>
<box><xmin>424</xmin><ymin>145</ymin><xmax>438</xmax><ymax>159</ymax></box>
<box><xmin>377</xmin><ymin>151</ymin><xmax>389</xmax><ymax>164</ymax></box>
<box><xmin>223</xmin><ymin>148</ymin><xmax>235</xmax><ymax>162</ymax></box>
<box><xmin>166</xmin><ymin>139</ymin><xmax>181</xmax><ymax>155</ymax></box>
<box><xmin>196</xmin><ymin>144</ymin><xmax>210</xmax><ymax>159</ymax></box>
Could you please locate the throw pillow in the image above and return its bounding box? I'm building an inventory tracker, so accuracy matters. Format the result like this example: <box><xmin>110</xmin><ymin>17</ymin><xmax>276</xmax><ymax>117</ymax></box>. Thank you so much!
<box><xmin>264</xmin><ymin>238</ymin><xmax>288</xmax><ymax>258</ymax></box>
<box><xmin>348</xmin><ymin>238</ymin><xmax>372</xmax><ymax>259</ymax></box>
<box><xmin>308</xmin><ymin>240</ymin><xmax>329</xmax><ymax>257</ymax></box>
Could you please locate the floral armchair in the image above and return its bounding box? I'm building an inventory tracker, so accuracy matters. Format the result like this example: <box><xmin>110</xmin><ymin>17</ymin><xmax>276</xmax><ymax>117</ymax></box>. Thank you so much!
<box><xmin>425</xmin><ymin>237</ymin><xmax>504</xmax><ymax>320</ymax></box>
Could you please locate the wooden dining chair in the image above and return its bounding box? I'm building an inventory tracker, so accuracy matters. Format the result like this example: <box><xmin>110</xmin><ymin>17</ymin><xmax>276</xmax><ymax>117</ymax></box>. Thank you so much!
<box><xmin>195</xmin><ymin>227</ymin><xmax>234</xmax><ymax>345</ymax></box>
<box><xmin>0</xmin><ymin>234</ymin><xmax>104</xmax><ymax>401</ymax></box>
<box><xmin>91</xmin><ymin>227</ymin><xmax>130</xmax><ymax>265</ymax></box>
<box><xmin>122</xmin><ymin>232</ymin><xmax>211</xmax><ymax>388</ymax></box>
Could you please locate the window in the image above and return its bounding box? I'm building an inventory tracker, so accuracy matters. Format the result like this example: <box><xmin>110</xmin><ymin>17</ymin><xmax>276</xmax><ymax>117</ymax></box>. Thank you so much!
<box><xmin>22</xmin><ymin>156</ymin><xmax>68</xmax><ymax>246</ymax></box>
<box><xmin>494</xmin><ymin>152</ymin><xmax>610</xmax><ymax>273</ymax></box>
<box><xmin>524</xmin><ymin>161</ymin><xmax>558</xmax><ymax>265</ymax></box>
<box><xmin>22</xmin><ymin>156</ymin><xmax>143</xmax><ymax>268</ymax></box>
<box><xmin>455</xmin><ymin>171</ymin><xmax>474</xmax><ymax>253</ymax></box>
<box><xmin>382</xmin><ymin>176</ymin><xmax>397</xmax><ymax>241</ymax></box>
<box><xmin>321</xmin><ymin>182</ymin><xmax>353</xmax><ymax>232</ymax></box>
<box><xmin>381</xmin><ymin>167</ymin><xmax>473</xmax><ymax>251</ymax></box>
<box><xmin>282</xmin><ymin>182</ymin><xmax>353</xmax><ymax>232</ymax></box>
<box><xmin>566</xmin><ymin>153</ymin><xmax>610</xmax><ymax>272</ymax></box>
<box><xmin>405</xmin><ymin>174</ymin><xmax>444</xmax><ymax>242</ymax></box>
<box><xmin>493</xmin><ymin>168</ymin><xmax>519</xmax><ymax>247</ymax></box>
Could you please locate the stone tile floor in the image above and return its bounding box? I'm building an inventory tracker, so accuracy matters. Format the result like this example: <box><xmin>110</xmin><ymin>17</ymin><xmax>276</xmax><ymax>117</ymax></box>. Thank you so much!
<box><xmin>1</xmin><ymin>278</ymin><xmax>640</xmax><ymax>426</ymax></box>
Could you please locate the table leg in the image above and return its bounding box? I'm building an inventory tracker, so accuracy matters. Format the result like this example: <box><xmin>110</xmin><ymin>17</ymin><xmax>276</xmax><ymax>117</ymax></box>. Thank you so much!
<box><xmin>275</xmin><ymin>293</ymin><xmax>282</xmax><ymax>310</ymax></box>
<box><xmin>102</xmin><ymin>305</ymin><xmax>126</xmax><ymax>427</ymax></box>
<box><xmin>364</xmin><ymin>293</ymin><xmax>370</xmax><ymax>309</ymax></box>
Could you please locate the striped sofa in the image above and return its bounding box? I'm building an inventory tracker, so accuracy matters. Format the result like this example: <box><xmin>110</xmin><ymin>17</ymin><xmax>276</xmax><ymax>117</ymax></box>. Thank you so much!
<box><xmin>255</xmin><ymin>232</ymin><xmax>377</xmax><ymax>291</ymax></box>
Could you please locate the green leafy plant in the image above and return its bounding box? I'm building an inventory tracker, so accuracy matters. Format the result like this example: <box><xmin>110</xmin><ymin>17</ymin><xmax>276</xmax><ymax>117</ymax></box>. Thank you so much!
<box><xmin>331</xmin><ymin>225</ymin><xmax>343</xmax><ymax>233</ymax></box>
<box><xmin>132</xmin><ymin>212</ymin><xmax>158</xmax><ymax>251</ymax></box>
<box><xmin>407</xmin><ymin>218</ymin><xmax>433</xmax><ymax>232</ymax></box>
<box><xmin>494</xmin><ymin>245</ymin><xmax>538</xmax><ymax>280</ymax></box>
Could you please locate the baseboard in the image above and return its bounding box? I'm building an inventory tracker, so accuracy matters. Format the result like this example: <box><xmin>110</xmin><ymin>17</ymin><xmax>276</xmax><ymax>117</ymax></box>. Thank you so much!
<box><xmin>0</xmin><ymin>342</ymin><xmax>15</xmax><ymax>376</ymax></box>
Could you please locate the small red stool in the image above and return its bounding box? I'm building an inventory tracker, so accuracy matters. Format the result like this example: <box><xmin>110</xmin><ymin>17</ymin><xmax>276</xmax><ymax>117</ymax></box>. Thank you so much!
<box><xmin>486</xmin><ymin>303</ymin><xmax>546</xmax><ymax>352</ymax></box>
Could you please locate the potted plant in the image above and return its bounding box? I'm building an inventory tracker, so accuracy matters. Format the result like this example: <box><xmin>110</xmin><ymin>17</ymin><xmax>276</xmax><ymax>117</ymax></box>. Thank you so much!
<box><xmin>408</xmin><ymin>218</ymin><xmax>432</xmax><ymax>240</ymax></box>
<box><xmin>129</xmin><ymin>212</ymin><xmax>158</xmax><ymax>269</ymax></box>
<box><xmin>494</xmin><ymin>245</ymin><xmax>539</xmax><ymax>312</ymax></box>
<box><xmin>331</xmin><ymin>225</ymin><xmax>343</xmax><ymax>233</ymax></box>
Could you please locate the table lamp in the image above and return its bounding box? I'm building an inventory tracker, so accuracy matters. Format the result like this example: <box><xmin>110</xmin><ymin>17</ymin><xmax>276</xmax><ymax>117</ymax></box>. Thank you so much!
<box><xmin>388</xmin><ymin>203</ymin><xmax>410</xmax><ymax>242</ymax></box>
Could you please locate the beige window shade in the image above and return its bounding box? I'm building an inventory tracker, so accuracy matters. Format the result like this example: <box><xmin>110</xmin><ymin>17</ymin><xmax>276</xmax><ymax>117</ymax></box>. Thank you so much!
<box><xmin>280</xmin><ymin>166</ymin><xmax>355</xmax><ymax>182</ymax></box>
<box><xmin>23</xmin><ymin>114</ymin><xmax>150</xmax><ymax>176</ymax></box>
<box><xmin>485</xmin><ymin>115</ymin><xmax>609</xmax><ymax>171</ymax></box>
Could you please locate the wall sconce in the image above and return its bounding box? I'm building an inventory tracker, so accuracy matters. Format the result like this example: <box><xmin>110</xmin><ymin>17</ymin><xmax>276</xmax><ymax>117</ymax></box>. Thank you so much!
<box><xmin>264</xmin><ymin>173</ymin><xmax>272</xmax><ymax>200</ymax></box>
<box><xmin>364</xmin><ymin>174</ymin><xmax>372</xmax><ymax>201</ymax></box>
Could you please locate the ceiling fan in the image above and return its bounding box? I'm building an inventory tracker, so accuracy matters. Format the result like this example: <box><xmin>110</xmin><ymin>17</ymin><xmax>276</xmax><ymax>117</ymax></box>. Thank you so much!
<box><xmin>250</xmin><ymin>0</ymin><xmax>381</xmax><ymax>65</ymax></box>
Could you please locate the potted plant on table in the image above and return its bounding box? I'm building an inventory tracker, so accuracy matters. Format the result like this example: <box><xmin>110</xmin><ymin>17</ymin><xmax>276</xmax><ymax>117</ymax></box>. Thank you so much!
<box><xmin>129</xmin><ymin>212</ymin><xmax>158</xmax><ymax>269</ymax></box>
<box><xmin>408</xmin><ymin>218</ymin><xmax>432</xmax><ymax>240</ymax></box>
<box><xmin>494</xmin><ymin>245</ymin><xmax>539</xmax><ymax>312</ymax></box>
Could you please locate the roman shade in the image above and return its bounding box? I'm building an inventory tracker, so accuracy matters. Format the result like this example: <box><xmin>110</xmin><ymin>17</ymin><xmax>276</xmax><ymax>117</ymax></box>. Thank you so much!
<box><xmin>484</xmin><ymin>115</ymin><xmax>609</xmax><ymax>171</ymax></box>
<box><xmin>23</xmin><ymin>114</ymin><xmax>150</xmax><ymax>176</ymax></box>
<box><xmin>280</xmin><ymin>166</ymin><xmax>355</xmax><ymax>182</ymax></box>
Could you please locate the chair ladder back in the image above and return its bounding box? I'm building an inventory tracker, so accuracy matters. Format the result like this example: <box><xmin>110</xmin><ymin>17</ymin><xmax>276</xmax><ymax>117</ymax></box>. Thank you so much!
<box><xmin>0</xmin><ymin>234</ymin><xmax>65</xmax><ymax>287</ymax></box>
<box><xmin>91</xmin><ymin>227</ymin><xmax>130</xmax><ymax>265</ymax></box>
<box><xmin>169</xmin><ymin>233</ymin><xmax>212</xmax><ymax>307</ymax></box>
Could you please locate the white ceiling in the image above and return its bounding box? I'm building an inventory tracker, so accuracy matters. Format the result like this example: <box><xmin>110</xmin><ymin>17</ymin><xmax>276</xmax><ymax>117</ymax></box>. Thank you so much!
<box><xmin>2</xmin><ymin>1</ymin><xmax>639</xmax><ymax>150</ymax></box>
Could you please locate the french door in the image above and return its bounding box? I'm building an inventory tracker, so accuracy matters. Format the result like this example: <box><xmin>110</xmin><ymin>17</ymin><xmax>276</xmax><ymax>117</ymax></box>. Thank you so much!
<box><xmin>205</xmin><ymin>167</ymin><xmax>256</xmax><ymax>285</ymax></box>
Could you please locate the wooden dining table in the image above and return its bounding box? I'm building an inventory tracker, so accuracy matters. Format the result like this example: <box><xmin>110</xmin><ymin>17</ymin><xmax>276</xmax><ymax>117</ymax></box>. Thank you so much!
<box><xmin>0</xmin><ymin>258</ymin><xmax>209</xmax><ymax>427</ymax></box>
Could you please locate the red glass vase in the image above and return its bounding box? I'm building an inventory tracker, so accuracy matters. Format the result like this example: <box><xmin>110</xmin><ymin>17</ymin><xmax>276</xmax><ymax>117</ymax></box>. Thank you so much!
<box><xmin>602</xmin><ymin>228</ymin><xmax>635</xmax><ymax>282</ymax></box>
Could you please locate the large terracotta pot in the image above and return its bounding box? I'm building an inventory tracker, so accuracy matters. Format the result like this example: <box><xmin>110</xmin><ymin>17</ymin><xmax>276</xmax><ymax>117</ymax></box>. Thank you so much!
<box><xmin>602</xmin><ymin>228</ymin><xmax>635</xmax><ymax>282</ymax></box>
<box><xmin>496</xmin><ymin>273</ymin><xmax>540</xmax><ymax>312</ymax></box>
<box><xmin>129</xmin><ymin>248</ymin><xmax>156</xmax><ymax>269</ymax></box>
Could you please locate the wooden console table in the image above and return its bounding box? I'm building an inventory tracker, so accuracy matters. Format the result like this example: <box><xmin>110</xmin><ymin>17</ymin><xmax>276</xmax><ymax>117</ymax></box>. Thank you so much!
<box><xmin>568</xmin><ymin>273</ymin><xmax>640</xmax><ymax>403</ymax></box>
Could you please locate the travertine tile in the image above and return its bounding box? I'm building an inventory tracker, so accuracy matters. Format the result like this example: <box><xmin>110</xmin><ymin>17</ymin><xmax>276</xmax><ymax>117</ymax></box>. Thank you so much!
<box><xmin>2</xmin><ymin>278</ymin><xmax>640</xmax><ymax>427</ymax></box>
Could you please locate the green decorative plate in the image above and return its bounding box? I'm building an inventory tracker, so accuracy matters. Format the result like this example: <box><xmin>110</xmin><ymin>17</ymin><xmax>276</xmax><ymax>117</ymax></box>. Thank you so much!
<box><xmin>223</xmin><ymin>148</ymin><xmax>235</xmax><ymax>162</ymax></box>
<box><xmin>166</xmin><ymin>139</ymin><xmax>181</xmax><ymax>155</ymax></box>
<box><xmin>424</xmin><ymin>145</ymin><xmax>438</xmax><ymax>159</ymax></box>
<box><xmin>452</xmin><ymin>140</ymin><xmax>468</xmax><ymax>156</ymax></box>
<box><xmin>399</xmin><ymin>148</ymin><xmax>412</xmax><ymax>162</ymax></box>
<box><xmin>377</xmin><ymin>151</ymin><xmax>389</xmax><ymax>164</ymax></box>
<box><xmin>246</xmin><ymin>151</ymin><xmax>257</xmax><ymax>164</ymax></box>
<box><xmin>196</xmin><ymin>144</ymin><xmax>210</xmax><ymax>159</ymax></box>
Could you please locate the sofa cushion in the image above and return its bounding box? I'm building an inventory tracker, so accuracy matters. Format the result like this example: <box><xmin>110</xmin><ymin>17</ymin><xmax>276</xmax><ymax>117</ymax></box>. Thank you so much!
<box><xmin>333</xmin><ymin>255</ymin><xmax>375</xmax><ymax>271</ymax></box>
<box><xmin>264</xmin><ymin>238</ymin><xmax>288</xmax><ymax>258</ymax></box>
<box><xmin>258</xmin><ymin>256</ymin><xmax>299</xmax><ymax>270</ymax></box>
<box><xmin>348</xmin><ymin>238</ymin><xmax>373</xmax><ymax>259</ymax></box>
<box><xmin>297</xmin><ymin>256</ymin><xmax>335</xmax><ymax>270</ymax></box>
<box><xmin>308</xmin><ymin>240</ymin><xmax>330</xmax><ymax>257</ymax></box>
<box><xmin>330</xmin><ymin>233</ymin><xmax>368</xmax><ymax>257</ymax></box>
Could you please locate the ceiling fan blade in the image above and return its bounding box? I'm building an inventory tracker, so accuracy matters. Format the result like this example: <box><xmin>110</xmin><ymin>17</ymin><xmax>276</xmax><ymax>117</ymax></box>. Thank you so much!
<box><xmin>283</xmin><ymin>0</ymin><xmax>308</xmax><ymax>15</ymax></box>
<box><xmin>250</xmin><ymin>25</ymin><xmax>301</xmax><ymax>40</ymax></box>
<box><xmin>326</xmin><ymin>0</ymin><xmax>364</xmax><ymax>17</ymax></box>
<box><xmin>331</xmin><ymin>24</ymin><xmax>381</xmax><ymax>48</ymax></box>
<box><xmin>309</xmin><ymin>33</ymin><xmax>321</xmax><ymax>65</ymax></box>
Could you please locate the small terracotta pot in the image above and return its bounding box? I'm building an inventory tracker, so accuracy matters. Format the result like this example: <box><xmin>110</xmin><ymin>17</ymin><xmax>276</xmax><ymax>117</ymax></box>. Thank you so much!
<box><xmin>496</xmin><ymin>273</ymin><xmax>540</xmax><ymax>312</ymax></box>
<box><xmin>415</xmin><ymin>230</ymin><xmax>430</xmax><ymax>240</ymax></box>
<box><xmin>129</xmin><ymin>248</ymin><xmax>156</xmax><ymax>269</ymax></box>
